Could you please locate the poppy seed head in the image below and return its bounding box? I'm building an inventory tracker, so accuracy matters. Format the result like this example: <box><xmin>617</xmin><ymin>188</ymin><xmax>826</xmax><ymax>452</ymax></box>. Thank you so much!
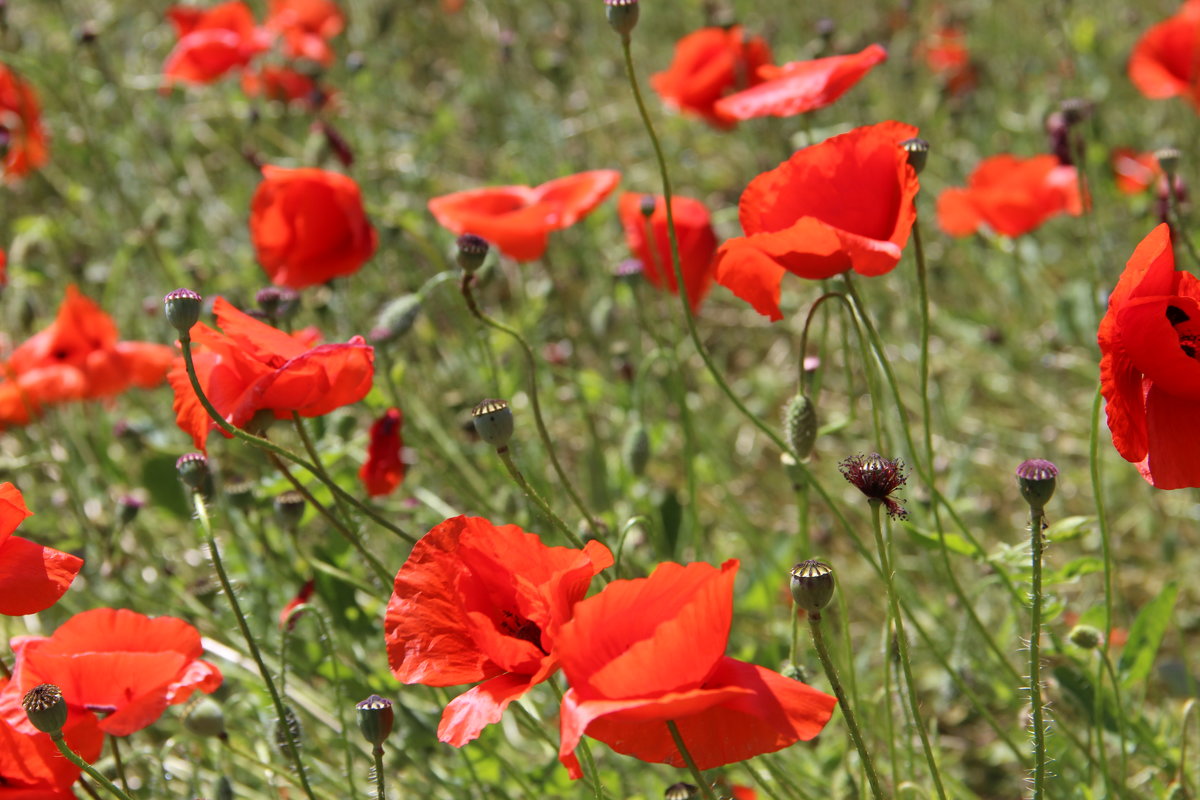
<box><xmin>164</xmin><ymin>288</ymin><xmax>203</xmax><ymax>334</ymax></box>
<box><xmin>839</xmin><ymin>453</ymin><xmax>908</xmax><ymax>519</ymax></box>
<box><xmin>1156</xmin><ymin>147</ymin><xmax>1182</xmax><ymax>175</ymax></box>
<box><xmin>456</xmin><ymin>234</ymin><xmax>490</xmax><ymax>273</ymax></box>
<box><xmin>664</xmin><ymin>783</ymin><xmax>699</xmax><ymax>800</ymax></box>
<box><xmin>639</xmin><ymin>194</ymin><xmax>657</xmax><ymax>217</ymax></box>
<box><xmin>790</xmin><ymin>559</ymin><xmax>835</xmax><ymax>617</ymax></box>
<box><xmin>356</xmin><ymin>694</ymin><xmax>395</xmax><ymax>746</ymax></box>
<box><xmin>900</xmin><ymin>137</ymin><xmax>930</xmax><ymax>175</ymax></box>
<box><xmin>605</xmin><ymin>0</ymin><xmax>639</xmax><ymax>38</ymax></box>
<box><xmin>472</xmin><ymin>398</ymin><xmax>514</xmax><ymax>450</ymax></box>
<box><xmin>22</xmin><ymin>684</ymin><xmax>67</xmax><ymax>735</ymax></box>
<box><xmin>176</xmin><ymin>453</ymin><xmax>213</xmax><ymax>497</ymax></box>
<box><xmin>1016</xmin><ymin>458</ymin><xmax>1057</xmax><ymax>511</ymax></box>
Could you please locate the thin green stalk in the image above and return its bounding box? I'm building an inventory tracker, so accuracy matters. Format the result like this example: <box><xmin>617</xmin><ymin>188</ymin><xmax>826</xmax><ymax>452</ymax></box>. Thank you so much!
<box><xmin>52</xmin><ymin>735</ymin><xmax>134</xmax><ymax>800</ymax></box>
<box><xmin>308</xmin><ymin>611</ymin><xmax>357</xmax><ymax>800</ymax></box>
<box><xmin>666</xmin><ymin>720</ymin><xmax>720</xmax><ymax>800</ymax></box>
<box><xmin>1093</xmin><ymin>652</ymin><xmax>1115</xmax><ymax>799</ymax></box>
<box><xmin>1099</xmin><ymin>649</ymin><xmax>1130</xmax><ymax>795</ymax></box>
<box><xmin>496</xmin><ymin>448</ymin><xmax>588</xmax><ymax>550</ymax></box>
<box><xmin>108</xmin><ymin>734</ymin><xmax>130</xmax><ymax>796</ymax></box>
<box><xmin>372</xmin><ymin>746</ymin><xmax>386</xmax><ymax>800</ymax></box>
<box><xmin>291</xmin><ymin>414</ymin><xmax>352</xmax><ymax>519</ymax></box>
<box><xmin>1029</xmin><ymin>504</ymin><xmax>1048</xmax><ymax>800</ymax></box>
<box><xmin>547</xmin><ymin>678</ymin><xmax>605</xmax><ymax>800</ymax></box>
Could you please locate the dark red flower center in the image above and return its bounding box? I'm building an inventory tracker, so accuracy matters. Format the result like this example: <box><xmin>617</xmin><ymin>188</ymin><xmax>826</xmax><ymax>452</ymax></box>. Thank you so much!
<box><xmin>1166</xmin><ymin>304</ymin><xmax>1200</xmax><ymax>359</ymax></box>
<box><xmin>499</xmin><ymin>609</ymin><xmax>546</xmax><ymax>654</ymax></box>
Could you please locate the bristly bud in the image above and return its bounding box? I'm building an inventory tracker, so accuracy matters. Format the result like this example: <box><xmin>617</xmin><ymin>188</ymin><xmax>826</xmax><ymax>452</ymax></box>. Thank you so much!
<box><xmin>176</xmin><ymin>453</ymin><xmax>214</xmax><ymax>498</ymax></box>
<box><xmin>274</xmin><ymin>706</ymin><xmax>303</xmax><ymax>757</ymax></box>
<box><xmin>184</xmin><ymin>697</ymin><xmax>228</xmax><ymax>739</ymax></box>
<box><xmin>456</xmin><ymin>234</ymin><xmax>490</xmax><ymax>274</ymax></box>
<box><xmin>273</xmin><ymin>490</ymin><xmax>306</xmax><ymax>530</ymax></box>
<box><xmin>604</xmin><ymin>0</ymin><xmax>639</xmax><ymax>39</ymax></box>
<box><xmin>22</xmin><ymin>684</ymin><xmax>68</xmax><ymax>736</ymax></box>
<box><xmin>782</xmin><ymin>394</ymin><xmax>818</xmax><ymax>460</ymax></box>
<box><xmin>1156</xmin><ymin>147</ymin><xmax>1182</xmax><ymax>176</ymax></box>
<box><xmin>839</xmin><ymin>453</ymin><xmax>908</xmax><ymax>519</ymax></box>
<box><xmin>356</xmin><ymin>694</ymin><xmax>395</xmax><ymax>747</ymax></box>
<box><xmin>622</xmin><ymin>423</ymin><xmax>650</xmax><ymax>476</ymax></box>
<box><xmin>790</xmin><ymin>560</ymin><xmax>835</xmax><ymax>618</ymax></box>
<box><xmin>639</xmin><ymin>194</ymin><xmax>656</xmax><ymax>217</ymax></box>
<box><xmin>164</xmin><ymin>288</ymin><xmax>202</xmax><ymax>335</ymax></box>
<box><xmin>664</xmin><ymin>783</ymin><xmax>699</xmax><ymax>800</ymax></box>
<box><xmin>900</xmin><ymin>137</ymin><xmax>930</xmax><ymax>175</ymax></box>
<box><xmin>472</xmin><ymin>398</ymin><xmax>514</xmax><ymax>450</ymax></box>
<box><xmin>1016</xmin><ymin>458</ymin><xmax>1057</xmax><ymax>513</ymax></box>
<box><xmin>369</xmin><ymin>293</ymin><xmax>423</xmax><ymax>344</ymax></box>
<box><xmin>1068</xmin><ymin>624</ymin><xmax>1103</xmax><ymax>650</ymax></box>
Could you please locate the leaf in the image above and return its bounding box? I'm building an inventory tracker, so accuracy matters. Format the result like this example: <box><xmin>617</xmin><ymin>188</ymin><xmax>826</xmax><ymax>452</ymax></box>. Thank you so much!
<box><xmin>902</xmin><ymin>523</ymin><xmax>979</xmax><ymax>557</ymax></box>
<box><xmin>141</xmin><ymin>454</ymin><xmax>190</xmax><ymax>519</ymax></box>
<box><xmin>1045</xmin><ymin>556</ymin><xmax>1104</xmax><ymax>584</ymax></box>
<box><xmin>1043</xmin><ymin>515</ymin><xmax>1094</xmax><ymax>543</ymax></box>
<box><xmin>1118</xmin><ymin>581</ymin><xmax>1179</xmax><ymax>688</ymax></box>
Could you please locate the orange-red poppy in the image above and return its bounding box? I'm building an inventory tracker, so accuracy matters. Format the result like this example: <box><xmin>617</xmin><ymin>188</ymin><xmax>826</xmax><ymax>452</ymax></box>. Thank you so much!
<box><xmin>250</xmin><ymin>165</ymin><xmax>378</xmax><ymax>288</ymax></box>
<box><xmin>162</xmin><ymin>2</ymin><xmax>272</xmax><ymax>86</ymax></box>
<box><xmin>714</xmin><ymin>44</ymin><xmax>887</xmax><ymax>121</ymax></box>
<box><xmin>0</xmin><ymin>62</ymin><xmax>49</xmax><ymax>181</ymax></box>
<box><xmin>167</xmin><ymin>296</ymin><xmax>374</xmax><ymax>450</ymax></box>
<box><xmin>555</xmin><ymin>560</ymin><xmax>835</xmax><ymax>776</ymax></box>
<box><xmin>0</xmin><ymin>676</ymin><xmax>103</xmax><ymax>796</ymax></box>
<box><xmin>651</xmin><ymin>26</ymin><xmax>773</xmax><ymax>128</ymax></box>
<box><xmin>1129</xmin><ymin>0</ymin><xmax>1200</xmax><ymax>111</ymax></box>
<box><xmin>279</xmin><ymin>578</ymin><xmax>316</xmax><ymax>630</ymax></box>
<box><xmin>919</xmin><ymin>27</ymin><xmax>978</xmax><ymax>97</ymax></box>
<box><xmin>937</xmin><ymin>154</ymin><xmax>1082</xmax><ymax>238</ymax></box>
<box><xmin>0</xmin><ymin>483</ymin><xmax>83</xmax><ymax>617</ymax></box>
<box><xmin>385</xmin><ymin>516</ymin><xmax>612</xmax><ymax>747</ymax></box>
<box><xmin>359</xmin><ymin>407</ymin><xmax>405</xmax><ymax>497</ymax></box>
<box><xmin>1111</xmin><ymin>148</ymin><xmax>1161</xmax><ymax>195</ymax></box>
<box><xmin>618</xmin><ymin>193</ymin><xmax>718</xmax><ymax>311</ymax></box>
<box><xmin>428</xmin><ymin>170</ymin><xmax>621</xmax><ymax>262</ymax></box>
<box><xmin>7</xmin><ymin>608</ymin><xmax>222</xmax><ymax>736</ymax></box>
<box><xmin>714</xmin><ymin>120</ymin><xmax>920</xmax><ymax>320</ymax></box>
<box><xmin>266</xmin><ymin>0</ymin><xmax>344</xmax><ymax>67</ymax></box>
<box><xmin>1099</xmin><ymin>224</ymin><xmax>1200</xmax><ymax>488</ymax></box>
<box><xmin>241</xmin><ymin>65</ymin><xmax>333</xmax><ymax>108</ymax></box>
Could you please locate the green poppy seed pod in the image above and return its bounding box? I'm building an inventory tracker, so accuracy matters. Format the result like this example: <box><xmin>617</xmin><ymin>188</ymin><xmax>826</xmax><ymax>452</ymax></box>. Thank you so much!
<box><xmin>184</xmin><ymin>697</ymin><xmax>228</xmax><ymax>739</ymax></box>
<box><xmin>1156</xmin><ymin>147</ymin><xmax>1182</xmax><ymax>177</ymax></box>
<box><xmin>274</xmin><ymin>706</ymin><xmax>303</xmax><ymax>758</ymax></box>
<box><xmin>605</xmin><ymin>0</ymin><xmax>639</xmax><ymax>39</ymax></box>
<box><xmin>790</xmin><ymin>560</ymin><xmax>835</xmax><ymax>618</ymax></box>
<box><xmin>22</xmin><ymin>684</ymin><xmax>68</xmax><ymax>736</ymax></box>
<box><xmin>164</xmin><ymin>288</ymin><xmax>202</xmax><ymax>335</ymax></box>
<box><xmin>639</xmin><ymin>194</ymin><xmax>656</xmax><ymax>217</ymax></box>
<box><xmin>356</xmin><ymin>694</ymin><xmax>395</xmax><ymax>747</ymax></box>
<box><xmin>223</xmin><ymin>474</ymin><xmax>257</xmax><ymax>511</ymax></box>
<box><xmin>472</xmin><ymin>399</ymin><xmax>514</xmax><ymax>450</ymax></box>
<box><xmin>456</xmin><ymin>233</ymin><xmax>490</xmax><ymax>274</ymax></box>
<box><xmin>1015</xmin><ymin>459</ymin><xmax>1058</xmax><ymax>513</ymax></box>
<box><xmin>176</xmin><ymin>453</ymin><xmax>214</xmax><ymax>497</ymax></box>
<box><xmin>901</xmin><ymin>137</ymin><xmax>930</xmax><ymax>175</ymax></box>
<box><xmin>215</xmin><ymin>776</ymin><xmax>234</xmax><ymax>800</ymax></box>
<box><xmin>782</xmin><ymin>393</ymin><xmax>818</xmax><ymax>460</ymax></box>
<box><xmin>273</xmin><ymin>490</ymin><xmax>306</xmax><ymax>530</ymax></box>
<box><xmin>623</xmin><ymin>423</ymin><xmax>650</xmax><ymax>477</ymax></box>
<box><xmin>370</xmin><ymin>293</ymin><xmax>423</xmax><ymax>345</ymax></box>
<box><xmin>664</xmin><ymin>783</ymin><xmax>699</xmax><ymax>800</ymax></box>
<box><xmin>1068</xmin><ymin>624</ymin><xmax>1103</xmax><ymax>650</ymax></box>
<box><xmin>782</xmin><ymin>663</ymin><xmax>809</xmax><ymax>682</ymax></box>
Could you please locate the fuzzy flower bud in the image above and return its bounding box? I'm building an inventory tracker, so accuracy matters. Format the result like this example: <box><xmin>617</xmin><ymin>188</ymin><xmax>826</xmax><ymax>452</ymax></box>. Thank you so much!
<box><xmin>782</xmin><ymin>393</ymin><xmax>818</xmax><ymax>460</ymax></box>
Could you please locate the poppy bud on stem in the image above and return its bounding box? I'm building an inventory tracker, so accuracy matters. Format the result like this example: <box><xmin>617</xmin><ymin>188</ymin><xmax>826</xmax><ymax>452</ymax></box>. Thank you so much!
<box><xmin>23</xmin><ymin>684</ymin><xmax>136</xmax><ymax>800</ymax></box>
<box><xmin>356</xmin><ymin>694</ymin><xmax>394</xmax><ymax>800</ymax></box>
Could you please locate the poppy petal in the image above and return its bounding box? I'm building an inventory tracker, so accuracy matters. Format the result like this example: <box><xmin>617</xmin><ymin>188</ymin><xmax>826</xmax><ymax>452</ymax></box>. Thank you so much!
<box><xmin>0</xmin><ymin>536</ymin><xmax>83</xmax><ymax>617</ymax></box>
<box><xmin>437</xmin><ymin>672</ymin><xmax>537</xmax><ymax>746</ymax></box>
<box><xmin>713</xmin><ymin>238</ymin><xmax>788</xmax><ymax>321</ymax></box>
<box><xmin>1143</xmin><ymin>382</ymin><xmax>1200</xmax><ymax>487</ymax></box>
<box><xmin>715</xmin><ymin>44</ymin><xmax>887</xmax><ymax>120</ymax></box>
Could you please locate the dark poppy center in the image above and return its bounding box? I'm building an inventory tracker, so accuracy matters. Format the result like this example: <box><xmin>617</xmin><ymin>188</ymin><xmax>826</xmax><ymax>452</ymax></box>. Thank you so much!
<box><xmin>1166</xmin><ymin>304</ymin><xmax>1200</xmax><ymax>360</ymax></box>
<box><xmin>499</xmin><ymin>609</ymin><xmax>546</xmax><ymax>654</ymax></box>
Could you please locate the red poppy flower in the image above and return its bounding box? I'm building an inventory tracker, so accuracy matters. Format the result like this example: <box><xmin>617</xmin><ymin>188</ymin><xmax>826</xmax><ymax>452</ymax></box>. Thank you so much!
<box><xmin>1098</xmin><ymin>224</ymin><xmax>1200</xmax><ymax>488</ymax></box>
<box><xmin>428</xmin><ymin>170</ymin><xmax>621</xmax><ymax>262</ymax></box>
<box><xmin>714</xmin><ymin>44</ymin><xmax>887</xmax><ymax>121</ymax></box>
<box><xmin>266</xmin><ymin>0</ymin><xmax>345</xmax><ymax>67</ymax></box>
<box><xmin>250</xmin><ymin>165</ymin><xmax>378</xmax><ymax>288</ymax></box>
<box><xmin>167</xmin><ymin>296</ymin><xmax>374</xmax><ymax>450</ymax></box>
<box><xmin>0</xmin><ymin>677</ymin><xmax>103</xmax><ymax>796</ymax></box>
<box><xmin>279</xmin><ymin>578</ymin><xmax>316</xmax><ymax>630</ymax></box>
<box><xmin>937</xmin><ymin>154</ymin><xmax>1082</xmax><ymax>238</ymax></box>
<box><xmin>162</xmin><ymin>2</ymin><xmax>273</xmax><ymax>87</ymax></box>
<box><xmin>0</xmin><ymin>484</ymin><xmax>83</xmax><ymax>616</ymax></box>
<box><xmin>618</xmin><ymin>193</ymin><xmax>718</xmax><ymax>311</ymax></box>
<box><xmin>1112</xmin><ymin>148</ymin><xmax>1161</xmax><ymax>195</ymax></box>
<box><xmin>1129</xmin><ymin>0</ymin><xmax>1200</xmax><ymax>111</ymax></box>
<box><xmin>385</xmin><ymin>516</ymin><xmax>612</xmax><ymax>746</ymax></box>
<box><xmin>650</xmin><ymin>26</ymin><xmax>773</xmax><ymax>128</ymax></box>
<box><xmin>919</xmin><ymin>28</ymin><xmax>978</xmax><ymax>97</ymax></box>
<box><xmin>713</xmin><ymin>120</ymin><xmax>920</xmax><ymax>320</ymax></box>
<box><xmin>7</xmin><ymin>608</ymin><xmax>222</xmax><ymax>736</ymax></box>
<box><xmin>0</xmin><ymin>62</ymin><xmax>49</xmax><ymax>181</ymax></box>
<box><xmin>241</xmin><ymin>66</ymin><xmax>333</xmax><ymax>109</ymax></box>
<box><xmin>555</xmin><ymin>560</ymin><xmax>836</xmax><ymax>776</ymax></box>
<box><xmin>359</xmin><ymin>407</ymin><xmax>405</xmax><ymax>497</ymax></box>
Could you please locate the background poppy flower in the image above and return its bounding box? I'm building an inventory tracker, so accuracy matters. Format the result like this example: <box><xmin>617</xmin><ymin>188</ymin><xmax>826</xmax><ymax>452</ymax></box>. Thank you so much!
<box><xmin>0</xmin><ymin>62</ymin><xmax>49</xmax><ymax>181</ymax></box>
<box><xmin>714</xmin><ymin>44</ymin><xmax>887</xmax><ymax>121</ymax></box>
<box><xmin>617</xmin><ymin>193</ymin><xmax>718</xmax><ymax>311</ymax></box>
<box><xmin>6</xmin><ymin>608</ymin><xmax>222</xmax><ymax>736</ymax></box>
<box><xmin>1112</xmin><ymin>148</ymin><xmax>1161</xmax><ymax>195</ymax></box>
<box><xmin>1099</xmin><ymin>224</ymin><xmax>1200</xmax><ymax>488</ymax></box>
<box><xmin>360</xmin><ymin>407</ymin><xmax>405</xmax><ymax>497</ymax></box>
<box><xmin>266</xmin><ymin>0</ymin><xmax>345</xmax><ymax>66</ymax></box>
<box><xmin>385</xmin><ymin>516</ymin><xmax>612</xmax><ymax>746</ymax></box>
<box><xmin>162</xmin><ymin>2</ymin><xmax>273</xmax><ymax>86</ymax></box>
<box><xmin>937</xmin><ymin>153</ymin><xmax>1082</xmax><ymax>238</ymax></box>
<box><xmin>554</xmin><ymin>560</ymin><xmax>836</xmax><ymax>776</ymax></box>
<box><xmin>1129</xmin><ymin>0</ymin><xmax>1200</xmax><ymax>111</ymax></box>
<box><xmin>241</xmin><ymin>66</ymin><xmax>333</xmax><ymax>108</ymax></box>
<box><xmin>650</xmin><ymin>26</ymin><xmax>773</xmax><ymax>128</ymax></box>
<box><xmin>428</xmin><ymin>170</ymin><xmax>621</xmax><ymax>262</ymax></box>
<box><xmin>714</xmin><ymin>120</ymin><xmax>920</xmax><ymax>320</ymax></box>
<box><xmin>167</xmin><ymin>296</ymin><xmax>374</xmax><ymax>450</ymax></box>
<box><xmin>250</xmin><ymin>165</ymin><xmax>378</xmax><ymax>288</ymax></box>
<box><xmin>0</xmin><ymin>676</ymin><xmax>103</xmax><ymax>795</ymax></box>
<box><xmin>0</xmin><ymin>483</ymin><xmax>83</xmax><ymax>616</ymax></box>
<box><xmin>920</xmin><ymin>27</ymin><xmax>979</xmax><ymax>97</ymax></box>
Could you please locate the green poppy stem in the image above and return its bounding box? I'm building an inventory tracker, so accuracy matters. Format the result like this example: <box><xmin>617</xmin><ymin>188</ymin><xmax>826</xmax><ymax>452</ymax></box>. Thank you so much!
<box><xmin>1029</xmin><ymin>504</ymin><xmax>1048</xmax><ymax>800</ymax></box>
<box><xmin>52</xmin><ymin>734</ymin><xmax>134</xmax><ymax>800</ymax></box>
<box><xmin>665</xmin><ymin>720</ymin><xmax>720</xmax><ymax>800</ymax></box>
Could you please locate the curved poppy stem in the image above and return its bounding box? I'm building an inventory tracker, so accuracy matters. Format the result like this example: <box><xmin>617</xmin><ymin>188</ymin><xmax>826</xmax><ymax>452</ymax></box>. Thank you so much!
<box><xmin>796</xmin><ymin>292</ymin><xmax>853</xmax><ymax>397</ymax></box>
<box><xmin>665</xmin><ymin>720</ymin><xmax>720</xmax><ymax>800</ymax></box>
<box><xmin>52</xmin><ymin>734</ymin><xmax>134</xmax><ymax>800</ymax></box>
<box><xmin>495</xmin><ymin>447</ymin><xmax>587</xmax><ymax>550</ymax></box>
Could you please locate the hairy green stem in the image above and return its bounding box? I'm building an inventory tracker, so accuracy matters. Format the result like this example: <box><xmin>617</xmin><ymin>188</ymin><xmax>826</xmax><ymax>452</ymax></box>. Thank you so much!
<box><xmin>1029</xmin><ymin>504</ymin><xmax>1048</xmax><ymax>800</ymax></box>
<box><xmin>666</xmin><ymin>720</ymin><xmax>720</xmax><ymax>800</ymax></box>
<box><xmin>495</xmin><ymin>448</ymin><xmax>588</xmax><ymax>550</ymax></box>
<box><xmin>52</xmin><ymin>735</ymin><xmax>134</xmax><ymax>800</ymax></box>
<box><xmin>372</xmin><ymin>745</ymin><xmax>386</xmax><ymax>800</ymax></box>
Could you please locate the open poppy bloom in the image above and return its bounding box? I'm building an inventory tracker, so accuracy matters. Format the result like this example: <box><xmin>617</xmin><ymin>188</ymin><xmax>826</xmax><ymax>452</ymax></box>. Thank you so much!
<box><xmin>359</xmin><ymin>407</ymin><xmax>405</xmax><ymax>497</ymax></box>
<box><xmin>1111</xmin><ymin>148</ymin><xmax>1161</xmax><ymax>195</ymax></box>
<box><xmin>919</xmin><ymin>27</ymin><xmax>978</xmax><ymax>97</ymax></box>
<box><xmin>1099</xmin><ymin>224</ymin><xmax>1200</xmax><ymax>488</ymax></box>
<box><xmin>167</xmin><ymin>296</ymin><xmax>374</xmax><ymax>450</ymax></box>
<box><xmin>266</xmin><ymin>0</ymin><xmax>345</xmax><ymax>66</ymax></box>
<box><xmin>714</xmin><ymin>44</ymin><xmax>887</xmax><ymax>121</ymax></box>
<box><xmin>428</xmin><ymin>170</ymin><xmax>621</xmax><ymax>262</ymax></box>
<box><xmin>1129</xmin><ymin>0</ymin><xmax>1200</xmax><ymax>111</ymax></box>
<box><xmin>5</xmin><ymin>608</ymin><xmax>221</xmax><ymax>736</ymax></box>
<box><xmin>0</xmin><ymin>483</ymin><xmax>83</xmax><ymax>616</ymax></box>
<box><xmin>0</xmin><ymin>676</ymin><xmax>104</xmax><ymax>797</ymax></box>
<box><xmin>0</xmin><ymin>62</ymin><xmax>48</xmax><ymax>182</ymax></box>
<box><xmin>650</xmin><ymin>26</ymin><xmax>773</xmax><ymax>128</ymax></box>
<box><xmin>713</xmin><ymin>120</ymin><xmax>920</xmax><ymax>320</ymax></box>
<box><xmin>385</xmin><ymin>516</ymin><xmax>612</xmax><ymax>746</ymax></box>
<box><xmin>163</xmin><ymin>2</ymin><xmax>273</xmax><ymax>86</ymax></box>
<box><xmin>937</xmin><ymin>154</ymin><xmax>1082</xmax><ymax>238</ymax></box>
<box><xmin>618</xmin><ymin>193</ymin><xmax>718</xmax><ymax>311</ymax></box>
<box><xmin>554</xmin><ymin>560</ymin><xmax>836</xmax><ymax>776</ymax></box>
<box><xmin>241</xmin><ymin>66</ymin><xmax>333</xmax><ymax>109</ymax></box>
<box><xmin>250</xmin><ymin>165</ymin><xmax>378</xmax><ymax>288</ymax></box>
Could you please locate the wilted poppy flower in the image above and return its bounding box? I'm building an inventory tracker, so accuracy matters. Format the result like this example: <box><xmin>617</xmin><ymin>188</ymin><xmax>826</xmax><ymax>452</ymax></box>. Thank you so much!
<box><xmin>0</xmin><ymin>62</ymin><xmax>49</xmax><ymax>181</ymax></box>
<box><xmin>360</xmin><ymin>407</ymin><xmax>405</xmax><ymax>497</ymax></box>
<box><xmin>6</xmin><ymin>608</ymin><xmax>221</xmax><ymax>736</ymax></box>
<box><xmin>1112</xmin><ymin>148</ymin><xmax>1161</xmax><ymax>195</ymax></box>
<box><xmin>937</xmin><ymin>154</ymin><xmax>1082</xmax><ymax>238</ymax></box>
<box><xmin>385</xmin><ymin>516</ymin><xmax>612</xmax><ymax>746</ymax></box>
<box><xmin>919</xmin><ymin>27</ymin><xmax>978</xmax><ymax>97</ymax></box>
<box><xmin>0</xmin><ymin>484</ymin><xmax>83</xmax><ymax>616</ymax></box>
<box><xmin>618</xmin><ymin>193</ymin><xmax>718</xmax><ymax>310</ymax></box>
<box><xmin>0</xmin><ymin>676</ymin><xmax>103</xmax><ymax>796</ymax></box>
<box><xmin>555</xmin><ymin>559</ymin><xmax>836</xmax><ymax>776</ymax></box>
<box><xmin>714</xmin><ymin>120</ymin><xmax>920</xmax><ymax>320</ymax></box>
<box><xmin>241</xmin><ymin>65</ymin><xmax>333</xmax><ymax>108</ymax></box>
<box><xmin>167</xmin><ymin>296</ymin><xmax>374</xmax><ymax>450</ymax></box>
<box><xmin>250</xmin><ymin>165</ymin><xmax>378</xmax><ymax>288</ymax></box>
<box><xmin>428</xmin><ymin>170</ymin><xmax>621</xmax><ymax>262</ymax></box>
<box><xmin>1129</xmin><ymin>0</ymin><xmax>1200</xmax><ymax>111</ymax></box>
<box><xmin>266</xmin><ymin>0</ymin><xmax>345</xmax><ymax>66</ymax></box>
<box><xmin>162</xmin><ymin>2</ymin><xmax>273</xmax><ymax>86</ymax></box>
<box><xmin>1098</xmin><ymin>223</ymin><xmax>1200</xmax><ymax>488</ymax></box>
<box><xmin>651</xmin><ymin>26</ymin><xmax>773</xmax><ymax>128</ymax></box>
<box><xmin>714</xmin><ymin>44</ymin><xmax>887</xmax><ymax>121</ymax></box>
